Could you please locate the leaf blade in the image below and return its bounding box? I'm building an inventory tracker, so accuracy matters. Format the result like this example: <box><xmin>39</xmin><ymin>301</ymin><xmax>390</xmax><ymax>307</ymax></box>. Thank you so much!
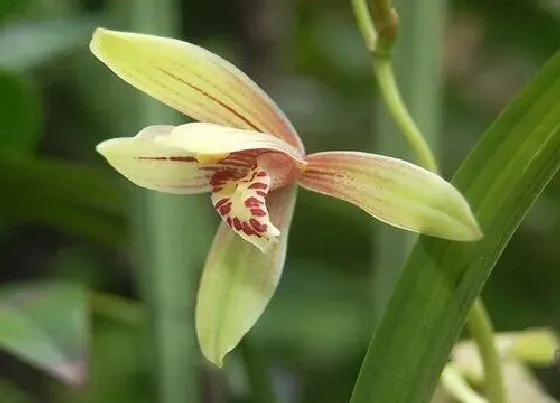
<box><xmin>350</xmin><ymin>49</ymin><xmax>560</xmax><ymax>402</ymax></box>
<box><xmin>0</xmin><ymin>282</ymin><xmax>89</xmax><ymax>386</ymax></box>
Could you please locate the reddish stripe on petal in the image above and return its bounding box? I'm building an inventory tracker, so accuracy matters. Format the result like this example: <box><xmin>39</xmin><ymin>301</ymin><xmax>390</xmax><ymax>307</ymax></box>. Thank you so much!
<box><xmin>207</xmin><ymin>56</ymin><xmax>302</xmax><ymax>149</ymax></box>
<box><xmin>136</xmin><ymin>156</ymin><xmax>199</xmax><ymax>163</ymax></box>
<box><xmin>247</xmin><ymin>182</ymin><xmax>268</xmax><ymax>190</ymax></box>
<box><xmin>232</xmin><ymin>218</ymin><xmax>242</xmax><ymax>231</ymax></box>
<box><xmin>158</xmin><ymin>68</ymin><xmax>262</xmax><ymax>132</ymax></box>
<box><xmin>218</xmin><ymin>203</ymin><xmax>231</xmax><ymax>215</ymax></box>
<box><xmin>249</xmin><ymin>218</ymin><xmax>268</xmax><ymax>233</ymax></box>
<box><xmin>242</xmin><ymin>221</ymin><xmax>258</xmax><ymax>236</ymax></box>
<box><xmin>137</xmin><ymin>156</ymin><xmax>167</xmax><ymax>160</ymax></box>
<box><xmin>170</xmin><ymin>156</ymin><xmax>198</xmax><ymax>162</ymax></box>
<box><xmin>125</xmin><ymin>66</ymin><xmax>241</xmax><ymax>128</ymax></box>
<box><xmin>244</xmin><ymin>197</ymin><xmax>262</xmax><ymax>208</ymax></box>
<box><xmin>175</xmin><ymin>60</ymin><xmax>281</xmax><ymax>137</ymax></box>
<box><xmin>301</xmin><ymin>168</ymin><xmax>339</xmax><ymax>177</ymax></box>
<box><xmin>215</xmin><ymin>198</ymin><xmax>230</xmax><ymax>208</ymax></box>
<box><xmin>250</xmin><ymin>208</ymin><xmax>267</xmax><ymax>217</ymax></box>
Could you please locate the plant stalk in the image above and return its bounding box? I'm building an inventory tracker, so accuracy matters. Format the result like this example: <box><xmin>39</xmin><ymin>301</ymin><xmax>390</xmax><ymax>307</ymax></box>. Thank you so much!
<box><xmin>120</xmin><ymin>1</ymin><xmax>213</xmax><ymax>403</ymax></box>
<box><xmin>373</xmin><ymin>56</ymin><xmax>438</xmax><ymax>173</ymax></box>
<box><xmin>466</xmin><ymin>300</ymin><xmax>507</xmax><ymax>403</ymax></box>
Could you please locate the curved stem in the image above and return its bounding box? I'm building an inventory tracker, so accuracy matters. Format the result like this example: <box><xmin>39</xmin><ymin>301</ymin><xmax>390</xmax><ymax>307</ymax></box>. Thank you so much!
<box><xmin>351</xmin><ymin>0</ymin><xmax>377</xmax><ymax>52</ymax></box>
<box><xmin>466</xmin><ymin>300</ymin><xmax>507</xmax><ymax>403</ymax></box>
<box><xmin>373</xmin><ymin>56</ymin><xmax>438</xmax><ymax>173</ymax></box>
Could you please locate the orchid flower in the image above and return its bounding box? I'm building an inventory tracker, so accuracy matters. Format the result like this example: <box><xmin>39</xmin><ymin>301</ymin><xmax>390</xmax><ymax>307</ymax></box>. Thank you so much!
<box><xmin>90</xmin><ymin>28</ymin><xmax>482</xmax><ymax>366</ymax></box>
<box><xmin>433</xmin><ymin>329</ymin><xmax>559</xmax><ymax>403</ymax></box>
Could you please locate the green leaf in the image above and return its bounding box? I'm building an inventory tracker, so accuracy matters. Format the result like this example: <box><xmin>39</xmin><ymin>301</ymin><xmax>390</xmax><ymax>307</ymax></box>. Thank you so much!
<box><xmin>350</xmin><ymin>49</ymin><xmax>560</xmax><ymax>402</ymax></box>
<box><xmin>0</xmin><ymin>282</ymin><xmax>88</xmax><ymax>386</ymax></box>
<box><xmin>0</xmin><ymin>18</ymin><xmax>97</xmax><ymax>71</ymax></box>
<box><xmin>0</xmin><ymin>379</ymin><xmax>32</xmax><ymax>403</ymax></box>
<box><xmin>0</xmin><ymin>154</ymin><xmax>127</xmax><ymax>246</ymax></box>
<box><xmin>0</xmin><ymin>70</ymin><xmax>41</xmax><ymax>154</ymax></box>
<box><xmin>0</xmin><ymin>0</ymin><xmax>30</xmax><ymax>23</ymax></box>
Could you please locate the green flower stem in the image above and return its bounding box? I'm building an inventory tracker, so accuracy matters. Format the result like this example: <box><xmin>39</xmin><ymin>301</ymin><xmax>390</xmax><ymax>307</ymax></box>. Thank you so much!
<box><xmin>351</xmin><ymin>0</ymin><xmax>377</xmax><ymax>52</ymax></box>
<box><xmin>373</xmin><ymin>56</ymin><xmax>438</xmax><ymax>173</ymax></box>
<box><xmin>466</xmin><ymin>300</ymin><xmax>507</xmax><ymax>403</ymax></box>
<box><xmin>351</xmin><ymin>1</ymin><xmax>506</xmax><ymax>402</ymax></box>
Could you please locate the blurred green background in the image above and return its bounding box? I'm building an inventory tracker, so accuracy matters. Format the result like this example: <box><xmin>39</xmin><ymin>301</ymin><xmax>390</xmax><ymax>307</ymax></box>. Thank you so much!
<box><xmin>0</xmin><ymin>0</ymin><xmax>558</xmax><ymax>402</ymax></box>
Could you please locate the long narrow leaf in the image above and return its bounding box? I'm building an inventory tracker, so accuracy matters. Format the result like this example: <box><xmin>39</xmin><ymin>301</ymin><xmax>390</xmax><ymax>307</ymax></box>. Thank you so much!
<box><xmin>350</xmin><ymin>49</ymin><xmax>560</xmax><ymax>402</ymax></box>
<box><xmin>0</xmin><ymin>155</ymin><xmax>126</xmax><ymax>245</ymax></box>
<box><xmin>0</xmin><ymin>282</ymin><xmax>88</xmax><ymax>386</ymax></box>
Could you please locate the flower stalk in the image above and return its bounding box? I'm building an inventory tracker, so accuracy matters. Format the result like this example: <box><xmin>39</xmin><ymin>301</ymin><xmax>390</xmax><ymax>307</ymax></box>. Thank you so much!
<box><xmin>374</xmin><ymin>56</ymin><xmax>438</xmax><ymax>173</ymax></box>
<box><xmin>351</xmin><ymin>1</ymin><xmax>506</xmax><ymax>402</ymax></box>
<box><xmin>466</xmin><ymin>300</ymin><xmax>507</xmax><ymax>403</ymax></box>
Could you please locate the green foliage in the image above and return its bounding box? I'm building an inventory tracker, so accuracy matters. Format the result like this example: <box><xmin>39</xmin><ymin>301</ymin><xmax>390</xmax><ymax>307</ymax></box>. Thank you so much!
<box><xmin>0</xmin><ymin>0</ymin><xmax>30</xmax><ymax>23</ymax></box>
<box><xmin>0</xmin><ymin>70</ymin><xmax>40</xmax><ymax>154</ymax></box>
<box><xmin>350</xmin><ymin>48</ymin><xmax>560</xmax><ymax>403</ymax></box>
<box><xmin>0</xmin><ymin>18</ymin><xmax>97</xmax><ymax>71</ymax></box>
<box><xmin>0</xmin><ymin>282</ymin><xmax>88</xmax><ymax>386</ymax></box>
<box><xmin>0</xmin><ymin>0</ymin><xmax>557</xmax><ymax>402</ymax></box>
<box><xmin>0</xmin><ymin>155</ymin><xmax>126</xmax><ymax>245</ymax></box>
<box><xmin>0</xmin><ymin>379</ymin><xmax>32</xmax><ymax>403</ymax></box>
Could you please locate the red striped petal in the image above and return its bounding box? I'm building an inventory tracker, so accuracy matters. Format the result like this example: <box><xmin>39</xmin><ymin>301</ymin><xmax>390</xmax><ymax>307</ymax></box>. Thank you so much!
<box><xmin>90</xmin><ymin>28</ymin><xmax>304</xmax><ymax>152</ymax></box>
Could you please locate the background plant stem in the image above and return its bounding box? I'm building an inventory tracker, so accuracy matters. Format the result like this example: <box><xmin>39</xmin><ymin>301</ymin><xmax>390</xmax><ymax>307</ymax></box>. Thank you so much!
<box><xmin>467</xmin><ymin>300</ymin><xmax>507</xmax><ymax>403</ymax></box>
<box><xmin>240</xmin><ymin>340</ymin><xmax>277</xmax><ymax>403</ymax></box>
<box><xmin>121</xmin><ymin>1</ymin><xmax>213</xmax><ymax>403</ymax></box>
<box><xmin>371</xmin><ymin>0</ymin><xmax>444</xmax><ymax>320</ymax></box>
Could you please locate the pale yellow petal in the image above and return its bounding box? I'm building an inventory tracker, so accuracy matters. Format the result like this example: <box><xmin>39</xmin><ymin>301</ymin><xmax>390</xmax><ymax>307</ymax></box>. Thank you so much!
<box><xmin>299</xmin><ymin>151</ymin><xmax>482</xmax><ymax>241</ymax></box>
<box><xmin>96</xmin><ymin>125</ymin><xmax>243</xmax><ymax>194</ymax></box>
<box><xmin>90</xmin><ymin>28</ymin><xmax>304</xmax><ymax>152</ymax></box>
<box><xmin>157</xmin><ymin>123</ymin><xmax>305</xmax><ymax>166</ymax></box>
<box><xmin>196</xmin><ymin>184</ymin><xmax>297</xmax><ymax>367</ymax></box>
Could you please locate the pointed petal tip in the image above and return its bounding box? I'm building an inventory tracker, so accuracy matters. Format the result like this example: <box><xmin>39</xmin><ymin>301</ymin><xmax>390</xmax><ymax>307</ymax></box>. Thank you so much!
<box><xmin>196</xmin><ymin>310</ymin><xmax>232</xmax><ymax>369</ymax></box>
<box><xmin>95</xmin><ymin>139</ymin><xmax>110</xmax><ymax>156</ymax></box>
<box><xmin>446</xmin><ymin>214</ymin><xmax>483</xmax><ymax>242</ymax></box>
<box><xmin>200</xmin><ymin>346</ymin><xmax>226</xmax><ymax>369</ymax></box>
<box><xmin>89</xmin><ymin>28</ymin><xmax>139</xmax><ymax>62</ymax></box>
<box><xmin>89</xmin><ymin>27</ymin><xmax>111</xmax><ymax>55</ymax></box>
<box><xmin>300</xmin><ymin>152</ymin><xmax>484</xmax><ymax>242</ymax></box>
<box><xmin>466</xmin><ymin>220</ymin><xmax>484</xmax><ymax>241</ymax></box>
<box><xmin>95</xmin><ymin>138</ymin><xmax>122</xmax><ymax>158</ymax></box>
